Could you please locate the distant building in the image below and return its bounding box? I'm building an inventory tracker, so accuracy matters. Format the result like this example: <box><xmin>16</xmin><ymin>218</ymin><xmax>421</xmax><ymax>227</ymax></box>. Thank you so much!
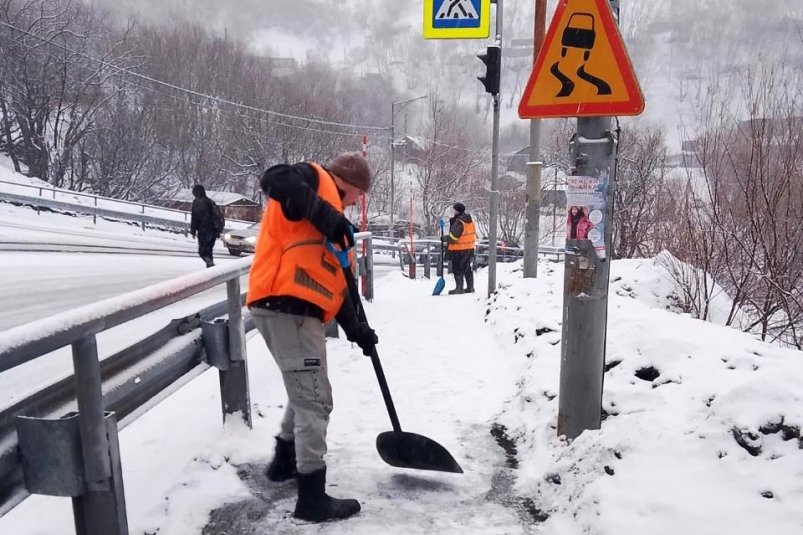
<box><xmin>506</xmin><ymin>146</ymin><xmax>568</xmax><ymax>209</ymax></box>
<box><xmin>396</xmin><ymin>135</ymin><xmax>428</xmax><ymax>164</ymax></box>
<box><xmin>164</xmin><ymin>189</ymin><xmax>262</xmax><ymax>222</ymax></box>
<box><xmin>257</xmin><ymin>56</ymin><xmax>298</xmax><ymax>77</ymax></box>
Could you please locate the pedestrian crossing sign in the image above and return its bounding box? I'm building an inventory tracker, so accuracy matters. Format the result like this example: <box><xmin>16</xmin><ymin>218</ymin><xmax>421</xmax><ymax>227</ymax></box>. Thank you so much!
<box><xmin>423</xmin><ymin>0</ymin><xmax>491</xmax><ymax>39</ymax></box>
<box><xmin>518</xmin><ymin>0</ymin><xmax>644</xmax><ymax>118</ymax></box>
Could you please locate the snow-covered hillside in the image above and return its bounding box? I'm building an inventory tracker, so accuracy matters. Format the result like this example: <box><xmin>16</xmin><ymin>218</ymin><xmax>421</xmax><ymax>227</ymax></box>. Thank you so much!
<box><xmin>488</xmin><ymin>259</ymin><xmax>803</xmax><ymax>534</ymax></box>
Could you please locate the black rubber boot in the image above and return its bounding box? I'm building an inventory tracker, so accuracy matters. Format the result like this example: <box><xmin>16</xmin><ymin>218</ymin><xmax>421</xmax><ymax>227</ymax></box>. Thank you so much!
<box><xmin>293</xmin><ymin>467</ymin><xmax>361</xmax><ymax>522</ymax></box>
<box><xmin>266</xmin><ymin>436</ymin><xmax>297</xmax><ymax>482</ymax></box>
<box><xmin>448</xmin><ymin>275</ymin><xmax>464</xmax><ymax>295</ymax></box>
<box><xmin>464</xmin><ymin>268</ymin><xmax>475</xmax><ymax>293</ymax></box>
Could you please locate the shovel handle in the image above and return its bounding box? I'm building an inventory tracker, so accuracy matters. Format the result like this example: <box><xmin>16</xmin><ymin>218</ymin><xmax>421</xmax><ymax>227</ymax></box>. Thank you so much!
<box><xmin>439</xmin><ymin>219</ymin><xmax>445</xmax><ymax>274</ymax></box>
<box><xmin>342</xmin><ymin>267</ymin><xmax>403</xmax><ymax>433</ymax></box>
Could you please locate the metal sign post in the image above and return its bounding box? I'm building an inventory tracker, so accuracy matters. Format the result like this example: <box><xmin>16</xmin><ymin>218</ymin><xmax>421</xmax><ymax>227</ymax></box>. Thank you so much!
<box><xmin>558</xmin><ymin>120</ymin><xmax>617</xmax><ymax>439</ymax></box>
<box><xmin>518</xmin><ymin>0</ymin><xmax>641</xmax><ymax>439</ymax></box>
<box><xmin>486</xmin><ymin>0</ymin><xmax>504</xmax><ymax>297</ymax></box>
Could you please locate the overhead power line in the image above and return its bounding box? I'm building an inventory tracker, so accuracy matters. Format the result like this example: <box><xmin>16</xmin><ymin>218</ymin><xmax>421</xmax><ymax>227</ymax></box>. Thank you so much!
<box><xmin>1</xmin><ymin>20</ymin><xmax>510</xmax><ymax>157</ymax></box>
<box><xmin>0</xmin><ymin>19</ymin><xmax>389</xmax><ymax>133</ymax></box>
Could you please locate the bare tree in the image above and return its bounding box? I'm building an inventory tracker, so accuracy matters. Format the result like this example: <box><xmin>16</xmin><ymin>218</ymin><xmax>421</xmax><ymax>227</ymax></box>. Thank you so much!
<box><xmin>409</xmin><ymin>97</ymin><xmax>486</xmax><ymax>234</ymax></box>
<box><xmin>0</xmin><ymin>1</ymin><xmax>138</xmax><ymax>186</ymax></box>
<box><xmin>661</xmin><ymin>64</ymin><xmax>803</xmax><ymax>347</ymax></box>
<box><xmin>612</xmin><ymin>123</ymin><xmax>669</xmax><ymax>259</ymax></box>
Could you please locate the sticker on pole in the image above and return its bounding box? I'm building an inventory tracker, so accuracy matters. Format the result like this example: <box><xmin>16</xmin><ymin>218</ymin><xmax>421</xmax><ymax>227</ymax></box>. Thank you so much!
<box><xmin>423</xmin><ymin>0</ymin><xmax>491</xmax><ymax>39</ymax></box>
<box><xmin>518</xmin><ymin>0</ymin><xmax>644</xmax><ymax>118</ymax></box>
<box><xmin>566</xmin><ymin>176</ymin><xmax>607</xmax><ymax>260</ymax></box>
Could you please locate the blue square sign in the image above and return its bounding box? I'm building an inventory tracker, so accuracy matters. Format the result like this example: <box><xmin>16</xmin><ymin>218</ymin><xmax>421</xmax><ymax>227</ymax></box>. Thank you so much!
<box><xmin>432</xmin><ymin>0</ymin><xmax>483</xmax><ymax>29</ymax></box>
<box><xmin>423</xmin><ymin>0</ymin><xmax>490</xmax><ymax>39</ymax></box>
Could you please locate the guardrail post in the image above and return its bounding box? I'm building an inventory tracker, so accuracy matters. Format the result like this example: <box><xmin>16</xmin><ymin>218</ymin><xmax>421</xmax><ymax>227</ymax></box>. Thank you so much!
<box><xmin>398</xmin><ymin>242</ymin><xmax>405</xmax><ymax>272</ymax></box>
<box><xmin>224</xmin><ymin>278</ymin><xmax>252</xmax><ymax>428</ymax></box>
<box><xmin>71</xmin><ymin>335</ymin><xmax>129</xmax><ymax>534</ymax></box>
<box><xmin>93</xmin><ymin>197</ymin><xmax>97</xmax><ymax>225</ymax></box>
<box><xmin>363</xmin><ymin>235</ymin><xmax>374</xmax><ymax>301</ymax></box>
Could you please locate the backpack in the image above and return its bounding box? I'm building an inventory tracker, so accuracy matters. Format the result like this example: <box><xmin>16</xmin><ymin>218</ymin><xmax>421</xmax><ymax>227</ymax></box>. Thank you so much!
<box><xmin>212</xmin><ymin>202</ymin><xmax>225</xmax><ymax>233</ymax></box>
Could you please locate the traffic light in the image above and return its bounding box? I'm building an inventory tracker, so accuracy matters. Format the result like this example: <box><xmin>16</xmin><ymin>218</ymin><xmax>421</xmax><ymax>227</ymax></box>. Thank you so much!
<box><xmin>477</xmin><ymin>45</ymin><xmax>501</xmax><ymax>95</ymax></box>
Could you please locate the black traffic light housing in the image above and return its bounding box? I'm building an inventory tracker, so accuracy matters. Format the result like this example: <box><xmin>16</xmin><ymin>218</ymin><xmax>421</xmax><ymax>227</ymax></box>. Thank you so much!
<box><xmin>477</xmin><ymin>45</ymin><xmax>501</xmax><ymax>95</ymax></box>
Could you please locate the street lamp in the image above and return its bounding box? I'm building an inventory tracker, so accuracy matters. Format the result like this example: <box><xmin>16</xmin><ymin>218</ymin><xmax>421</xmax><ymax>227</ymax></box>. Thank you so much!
<box><xmin>390</xmin><ymin>95</ymin><xmax>427</xmax><ymax>238</ymax></box>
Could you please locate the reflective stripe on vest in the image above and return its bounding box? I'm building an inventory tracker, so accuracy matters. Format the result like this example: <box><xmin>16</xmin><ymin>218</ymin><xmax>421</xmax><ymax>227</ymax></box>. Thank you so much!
<box><xmin>246</xmin><ymin>163</ymin><xmax>347</xmax><ymax>322</ymax></box>
<box><xmin>448</xmin><ymin>219</ymin><xmax>476</xmax><ymax>251</ymax></box>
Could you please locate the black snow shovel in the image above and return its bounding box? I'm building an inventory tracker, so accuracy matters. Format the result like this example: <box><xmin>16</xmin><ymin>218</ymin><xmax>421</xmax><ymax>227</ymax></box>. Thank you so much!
<box><xmin>333</xmin><ymin>241</ymin><xmax>462</xmax><ymax>473</ymax></box>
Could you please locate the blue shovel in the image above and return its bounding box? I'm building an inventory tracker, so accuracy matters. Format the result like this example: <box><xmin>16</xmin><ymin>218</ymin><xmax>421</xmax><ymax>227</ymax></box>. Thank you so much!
<box><xmin>433</xmin><ymin>218</ymin><xmax>446</xmax><ymax>296</ymax></box>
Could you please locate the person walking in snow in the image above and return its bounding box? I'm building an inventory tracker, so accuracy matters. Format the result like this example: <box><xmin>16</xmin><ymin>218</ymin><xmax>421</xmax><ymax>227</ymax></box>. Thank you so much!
<box><xmin>190</xmin><ymin>184</ymin><xmax>224</xmax><ymax>268</ymax></box>
<box><xmin>442</xmin><ymin>202</ymin><xmax>476</xmax><ymax>294</ymax></box>
<box><xmin>247</xmin><ymin>152</ymin><xmax>378</xmax><ymax>523</ymax></box>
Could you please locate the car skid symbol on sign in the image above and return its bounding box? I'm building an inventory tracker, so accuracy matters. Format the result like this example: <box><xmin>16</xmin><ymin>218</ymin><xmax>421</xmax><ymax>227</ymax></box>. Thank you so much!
<box><xmin>550</xmin><ymin>13</ymin><xmax>612</xmax><ymax>98</ymax></box>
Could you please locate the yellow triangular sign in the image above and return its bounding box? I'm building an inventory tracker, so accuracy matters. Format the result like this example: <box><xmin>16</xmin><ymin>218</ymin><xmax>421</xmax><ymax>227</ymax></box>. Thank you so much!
<box><xmin>518</xmin><ymin>0</ymin><xmax>644</xmax><ymax>119</ymax></box>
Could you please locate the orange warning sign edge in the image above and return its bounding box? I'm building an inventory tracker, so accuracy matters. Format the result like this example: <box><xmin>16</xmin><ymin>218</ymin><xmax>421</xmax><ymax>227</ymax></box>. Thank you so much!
<box><xmin>518</xmin><ymin>0</ymin><xmax>645</xmax><ymax>119</ymax></box>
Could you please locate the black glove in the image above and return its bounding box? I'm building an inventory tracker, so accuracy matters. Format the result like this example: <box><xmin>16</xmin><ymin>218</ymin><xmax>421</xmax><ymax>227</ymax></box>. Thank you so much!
<box><xmin>347</xmin><ymin>322</ymin><xmax>378</xmax><ymax>357</ymax></box>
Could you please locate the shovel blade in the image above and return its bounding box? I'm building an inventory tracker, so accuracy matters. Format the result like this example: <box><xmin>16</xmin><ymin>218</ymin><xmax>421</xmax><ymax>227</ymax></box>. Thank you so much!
<box><xmin>433</xmin><ymin>277</ymin><xmax>446</xmax><ymax>296</ymax></box>
<box><xmin>377</xmin><ymin>431</ymin><xmax>463</xmax><ymax>473</ymax></box>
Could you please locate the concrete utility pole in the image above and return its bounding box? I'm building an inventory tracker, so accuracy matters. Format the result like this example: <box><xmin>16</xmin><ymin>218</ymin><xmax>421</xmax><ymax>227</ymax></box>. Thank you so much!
<box><xmin>557</xmin><ymin>0</ymin><xmax>621</xmax><ymax>440</ymax></box>
<box><xmin>523</xmin><ymin>0</ymin><xmax>546</xmax><ymax>279</ymax></box>
<box><xmin>487</xmin><ymin>0</ymin><xmax>504</xmax><ymax>297</ymax></box>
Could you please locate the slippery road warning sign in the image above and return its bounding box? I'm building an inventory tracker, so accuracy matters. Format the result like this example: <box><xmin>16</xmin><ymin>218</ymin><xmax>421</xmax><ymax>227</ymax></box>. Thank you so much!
<box><xmin>423</xmin><ymin>0</ymin><xmax>491</xmax><ymax>39</ymax></box>
<box><xmin>518</xmin><ymin>0</ymin><xmax>644</xmax><ymax>118</ymax></box>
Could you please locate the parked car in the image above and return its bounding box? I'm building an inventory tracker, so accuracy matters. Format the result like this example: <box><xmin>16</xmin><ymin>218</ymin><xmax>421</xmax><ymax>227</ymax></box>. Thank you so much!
<box><xmin>222</xmin><ymin>223</ymin><xmax>259</xmax><ymax>256</ymax></box>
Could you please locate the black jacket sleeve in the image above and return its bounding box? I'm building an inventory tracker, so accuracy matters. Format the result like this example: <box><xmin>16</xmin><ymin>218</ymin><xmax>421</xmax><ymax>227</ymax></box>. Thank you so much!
<box><xmin>335</xmin><ymin>291</ymin><xmax>360</xmax><ymax>340</ymax></box>
<box><xmin>445</xmin><ymin>218</ymin><xmax>464</xmax><ymax>244</ymax></box>
<box><xmin>190</xmin><ymin>199</ymin><xmax>200</xmax><ymax>234</ymax></box>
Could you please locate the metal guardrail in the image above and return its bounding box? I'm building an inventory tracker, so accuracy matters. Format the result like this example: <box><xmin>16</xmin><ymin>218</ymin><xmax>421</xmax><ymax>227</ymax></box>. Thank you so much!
<box><xmin>0</xmin><ymin>181</ymin><xmax>253</xmax><ymax>232</ymax></box>
<box><xmin>0</xmin><ymin>178</ymin><xmax>194</xmax><ymax>217</ymax></box>
<box><xmin>0</xmin><ymin>233</ymin><xmax>377</xmax><ymax>533</ymax></box>
<box><xmin>393</xmin><ymin>238</ymin><xmax>566</xmax><ymax>278</ymax></box>
<box><xmin>0</xmin><ymin>257</ymin><xmax>254</xmax><ymax>532</ymax></box>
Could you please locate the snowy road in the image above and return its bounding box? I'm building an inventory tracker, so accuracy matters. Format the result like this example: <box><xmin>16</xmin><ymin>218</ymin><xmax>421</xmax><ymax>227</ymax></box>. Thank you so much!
<box><xmin>0</xmin><ymin>252</ymin><xmax>236</xmax><ymax>331</ymax></box>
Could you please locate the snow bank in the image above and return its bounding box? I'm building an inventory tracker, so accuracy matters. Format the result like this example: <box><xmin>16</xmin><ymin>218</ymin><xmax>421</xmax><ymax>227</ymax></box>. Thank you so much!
<box><xmin>488</xmin><ymin>259</ymin><xmax>803</xmax><ymax>534</ymax></box>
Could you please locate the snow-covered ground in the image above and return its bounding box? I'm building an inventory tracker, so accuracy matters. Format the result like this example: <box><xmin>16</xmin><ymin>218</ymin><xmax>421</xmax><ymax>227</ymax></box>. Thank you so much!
<box><xmin>488</xmin><ymin>259</ymin><xmax>803</xmax><ymax>534</ymax></box>
<box><xmin>2</xmin><ymin>253</ymin><xmax>801</xmax><ymax>534</ymax></box>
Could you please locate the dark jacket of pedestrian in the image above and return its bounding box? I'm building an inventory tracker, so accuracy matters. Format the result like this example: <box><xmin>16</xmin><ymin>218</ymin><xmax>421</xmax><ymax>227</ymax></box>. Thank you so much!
<box><xmin>190</xmin><ymin>185</ymin><xmax>221</xmax><ymax>268</ymax></box>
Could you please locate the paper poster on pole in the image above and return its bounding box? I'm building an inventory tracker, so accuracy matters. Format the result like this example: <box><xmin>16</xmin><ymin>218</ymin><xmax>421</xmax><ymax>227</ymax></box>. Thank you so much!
<box><xmin>566</xmin><ymin>175</ymin><xmax>607</xmax><ymax>259</ymax></box>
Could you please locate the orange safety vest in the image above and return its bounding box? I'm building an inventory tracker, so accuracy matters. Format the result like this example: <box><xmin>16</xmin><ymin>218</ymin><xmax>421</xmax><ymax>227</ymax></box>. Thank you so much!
<box><xmin>448</xmin><ymin>219</ymin><xmax>476</xmax><ymax>251</ymax></box>
<box><xmin>246</xmin><ymin>163</ymin><xmax>347</xmax><ymax>322</ymax></box>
